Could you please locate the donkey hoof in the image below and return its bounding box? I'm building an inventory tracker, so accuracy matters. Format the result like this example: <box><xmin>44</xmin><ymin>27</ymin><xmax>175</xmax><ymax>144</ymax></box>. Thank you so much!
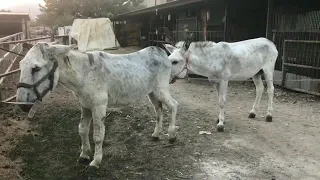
<box><xmin>78</xmin><ymin>157</ymin><xmax>91</xmax><ymax>166</ymax></box>
<box><xmin>169</xmin><ymin>137</ymin><xmax>177</xmax><ymax>144</ymax></box>
<box><xmin>151</xmin><ymin>136</ymin><xmax>160</xmax><ymax>142</ymax></box>
<box><xmin>217</xmin><ymin>125</ymin><xmax>225</xmax><ymax>132</ymax></box>
<box><xmin>86</xmin><ymin>165</ymin><xmax>100</xmax><ymax>177</ymax></box>
<box><xmin>266</xmin><ymin>115</ymin><xmax>273</xmax><ymax>122</ymax></box>
<box><xmin>248</xmin><ymin>113</ymin><xmax>256</xmax><ymax>118</ymax></box>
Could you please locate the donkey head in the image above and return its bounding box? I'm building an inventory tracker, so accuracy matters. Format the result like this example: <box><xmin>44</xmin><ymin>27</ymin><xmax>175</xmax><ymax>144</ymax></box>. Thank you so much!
<box><xmin>16</xmin><ymin>42</ymin><xmax>75</xmax><ymax>112</ymax></box>
<box><xmin>164</xmin><ymin>32</ymin><xmax>194</xmax><ymax>79</ymax></box>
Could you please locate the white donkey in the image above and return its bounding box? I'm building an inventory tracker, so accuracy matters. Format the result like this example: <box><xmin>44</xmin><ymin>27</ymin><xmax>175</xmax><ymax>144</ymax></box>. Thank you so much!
<box><xmin>165</xmin><ymin>37</ymin><xmax>278</xmax><ymax>132</ymax></box>
<box><xmin>16</xmin><ymin>42</ymin><xmax>179</xmax><ymax>169</ymax></box>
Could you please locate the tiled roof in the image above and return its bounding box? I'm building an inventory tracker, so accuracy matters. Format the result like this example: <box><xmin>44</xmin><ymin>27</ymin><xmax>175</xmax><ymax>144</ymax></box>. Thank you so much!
<box><xmin>111</xmin><ymin>0</ymin><xmax>206</xmax><ymax>20</ymax></box>
<box><xmin>0</xmin><ymin>12</ymin><xmax>30</xmax><ymax>20</ymax></box>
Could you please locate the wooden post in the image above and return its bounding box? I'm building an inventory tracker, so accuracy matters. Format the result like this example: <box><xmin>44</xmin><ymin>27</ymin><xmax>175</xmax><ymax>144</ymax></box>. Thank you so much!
<box><xmin>149</xmin><ymin>16</ymin><xmax>152</xmax><ymax>46</ymax></box>
<box><xmin>201</xmin><ymin>9</ymin><xmax>207</xmax><ymax>41</ymax></box>
<box><xmin>113</xmin><ymin>21</ymin><xmax>117</xmax><ymax>48</ymax></box>
<box><xmin>196</xmin><ymin>8</ymin><xmax>199</xmax><ymax>40</ymax></box>
<box><xmin>282</xmin><ymin>40</ymin><xmax>287</xmax><ymax>86</ymax></box>
<box><xmin>224</xmin><ymin>2</ymin><xmax>228</xmax><ymax>41</ymax></box>
<box><xmin>22</xmin><ymin>18</ymin><xmax>27</xmax><ymax>39</ymax></box>
<box><xmin>266</xmin><ymin>0</ymin><xmax>274</xmax><ymax>40</ymax></box>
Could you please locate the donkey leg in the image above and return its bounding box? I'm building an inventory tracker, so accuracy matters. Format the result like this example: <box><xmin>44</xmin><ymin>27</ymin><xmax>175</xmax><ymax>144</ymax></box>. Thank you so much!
<box><xmin>263</xmin><ymin>69</ymin><xmax>275</xmax><ymax>122</ymax></box>
<box><xmin>148</xmin><ymin>92</ymin><xmax>163</xmax><ymax>141</ymax></box>
<box><xmin>160</xmin><ymin>92</ymin><xmax>179</xmax><ymax>143</ymax></box>
<box><xmin>249</xmin><ymin>75</ymin><xmax>264</xmax><ymax>118</ymax></box>
<box><xmin>78</xmin><ymin>107</ymin><xmax>92</xmax><ymax>165</ymax></box>
<box><xmin>88</xmin><ymin>104</ymin><xmax>107</xmax><ymax>168</ymax></box>
<box><xmin>217</xmin><ymin>80</ymin><xmax>228</xmax><ymax>132</ymax></box>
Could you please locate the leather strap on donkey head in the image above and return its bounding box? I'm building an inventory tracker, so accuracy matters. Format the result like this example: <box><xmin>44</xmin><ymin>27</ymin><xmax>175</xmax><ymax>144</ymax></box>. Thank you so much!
<box><xmin>17</xmin><ymin>61</ymin><xmax>58</xmax><ymax>101</ymax></box>
<box><xmin>17</xmin><ymin>43</ymin><xmax>59</xmax><ymax>101</ymax></box>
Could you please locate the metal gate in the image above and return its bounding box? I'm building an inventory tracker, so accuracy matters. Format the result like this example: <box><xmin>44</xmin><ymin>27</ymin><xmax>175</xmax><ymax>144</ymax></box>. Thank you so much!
<box><xmin>282</xmin><ymin>39</ymin><xmax>320</xmax><ymax>96</ymax></box>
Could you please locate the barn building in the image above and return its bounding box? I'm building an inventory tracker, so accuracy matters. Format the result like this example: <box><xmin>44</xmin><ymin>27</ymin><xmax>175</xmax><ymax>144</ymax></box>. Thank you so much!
<box><xmin>111</xmin><ymin>0</ymin><xmax>320</xmax><ymax>95</ymax></box>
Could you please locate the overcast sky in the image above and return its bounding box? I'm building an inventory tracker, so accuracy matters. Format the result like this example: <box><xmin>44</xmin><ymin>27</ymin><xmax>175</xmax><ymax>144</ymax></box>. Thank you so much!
<box><xmin>0</xmin><ymin>0</ymin><xmax>44</xmax><ymax>9</ymax></box>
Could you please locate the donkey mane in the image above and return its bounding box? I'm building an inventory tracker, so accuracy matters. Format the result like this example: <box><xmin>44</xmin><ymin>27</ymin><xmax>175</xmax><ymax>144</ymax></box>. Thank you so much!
<box><xmin>192</xmin><ymin>41</ymin><xmax>217</xmax><ymax>48</ymax></box>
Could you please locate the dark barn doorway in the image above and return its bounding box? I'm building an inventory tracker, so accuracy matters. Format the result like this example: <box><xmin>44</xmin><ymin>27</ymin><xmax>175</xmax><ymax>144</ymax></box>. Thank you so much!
<box><xmin>227</xmin><ymin>0</ymin><xmax>268</xmax><ymax>42</ymax></box>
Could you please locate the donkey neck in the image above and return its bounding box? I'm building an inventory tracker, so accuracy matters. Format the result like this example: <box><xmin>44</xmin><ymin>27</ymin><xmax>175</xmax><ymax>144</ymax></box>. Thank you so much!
<box><xmin>187</xmin><ymin>53</ymin><xmax>218</xmax><ymax>78</ymax></box>
<box><xmin>187</xmin><ymin>42</ymin><xmax>222</xmax><ymax>78</ymax></box>
<box><xmin>55</xmin><ymin>51</ymin><xmax>85</xmax><ymax>93</ymax></box>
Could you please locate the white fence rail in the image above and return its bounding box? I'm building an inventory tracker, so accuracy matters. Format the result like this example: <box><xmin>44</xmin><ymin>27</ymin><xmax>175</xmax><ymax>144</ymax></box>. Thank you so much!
<box><xmin>0</xmin><ymin>32</ymin><xmax>24</xmax><ymax>84</ymax></box>
<box><xmin>0</xmin><ymin>32</ymin><xmax>25</xmax><ymax>103</ymax></box>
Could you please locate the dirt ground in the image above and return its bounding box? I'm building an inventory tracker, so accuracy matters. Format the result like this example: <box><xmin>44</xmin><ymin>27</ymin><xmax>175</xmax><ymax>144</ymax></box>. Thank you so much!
<box><xmin>0</xmin><ymin>47</ymin><xmax>319</xmax><ymax>180</ymax></box>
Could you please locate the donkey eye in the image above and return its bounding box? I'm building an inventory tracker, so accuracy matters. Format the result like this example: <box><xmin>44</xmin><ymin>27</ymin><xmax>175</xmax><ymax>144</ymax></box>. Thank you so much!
<box><xmin>32</xmin><ymin>66</ymin><xmax>41</xmax><ymax>74</ymax></box>
<box><xmin>172</xmin><ymin>61</ymin><xmax>178</xmax><ymax>65</ymax></box>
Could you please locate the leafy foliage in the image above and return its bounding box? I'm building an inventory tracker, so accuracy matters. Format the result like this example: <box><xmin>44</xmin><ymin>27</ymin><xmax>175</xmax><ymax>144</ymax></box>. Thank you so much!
<box><xmin>36</xmin><ymin>0</ymin><xmax>145</xmax><ymax>27</ymax></box>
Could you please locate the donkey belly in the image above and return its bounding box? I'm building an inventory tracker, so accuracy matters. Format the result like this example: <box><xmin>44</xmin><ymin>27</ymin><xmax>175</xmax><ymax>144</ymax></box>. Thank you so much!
<box><xmin>107</xmin><ymin>81</ymin><xmax>155</xmax><ymax>105</ymax></box>
<box><xmin>230</xmin><ymin>67</ymin><xmax>263</xmax><ymax>81</ymax></box>
<box><xmin>107</xmin><ymin>91</ymin><xmax>150</xmax><ymax>105</ymax></box>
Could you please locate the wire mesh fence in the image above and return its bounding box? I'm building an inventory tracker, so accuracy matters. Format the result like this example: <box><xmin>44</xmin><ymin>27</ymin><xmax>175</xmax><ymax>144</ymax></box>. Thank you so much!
<box><xmin>282</xmin><ymin>39</ymin><xmax>320</xmax><ymax>95</ymax></box>
<box><xmin>149</xmin><ymin>30</ymin><xmax>224</xmax><ymax>46</ymax></box>
<box><xmin>272</xmin><ymin>31</ymin><xmax>320</xmax><ymax>71</ymax></box>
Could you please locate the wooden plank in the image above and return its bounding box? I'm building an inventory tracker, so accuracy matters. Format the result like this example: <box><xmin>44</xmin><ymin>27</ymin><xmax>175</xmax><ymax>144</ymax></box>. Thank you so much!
<box><xmin>286</xmin><ymin>87</ymin><xmax>320</xmax><ymax>96</ymax></box>
<box><xmin>0</xmin><ymin>35</ymin><xmax>68</xmax><ymax>45</ymax></box>
<box><xmin>0</xmin><ymin>68</ymin><xmax>21</xmax><ymax>78</ymax></box>
<box><xmin>0</xmin><ymin>32</ymin><xmax>24</xmax><ymax>42</ymax></box>
<box><xmin>282</xmin><ymin>41</ymin><xmax>287</xmax><ymax>86</ymax></box>
<box><xmin>272</xmin><ymin>30</ymin><xmax>320</xmax><ymax>33</ymax></box>
<box><xmin>2</xmin><ymin>95</ymin><xmax>16</xmax><ymax>103</ymax></box>
<box><xmin>283</xmin><ymin>62</ymin><xmax>320</xmax><ymax>70</ymax></box>
<box><xmin>2</xmin><ymin>101</ymin><xmax>34</xmax><ymax>105</ymax></box>
<box><xmin>0</xmin><ymin>43</ymin><xmax>20</xmax><ymax>64</ymax></box>
<box><xmin>0</xmin><ymin>48</ymin><xmax>22</xmax><ymax>85</ymax></box>
<box><xmin>0</xmin><ymin>46</ymin><xmax>24</xmax><ymax>57</ymax></box>
<box><xmin>284</xmin><ymin>39</ymin><xmax>320</xmax><ymax>44</ymax></box>
<box><xmin>265</xmin><ymin>0</ymin><xmax>274</xmax><ymax>39</ymax></box>
<box><xmin>148</xmin><ymin>40</ymin><xmax>173</xmax><ymax>43</ymax></box>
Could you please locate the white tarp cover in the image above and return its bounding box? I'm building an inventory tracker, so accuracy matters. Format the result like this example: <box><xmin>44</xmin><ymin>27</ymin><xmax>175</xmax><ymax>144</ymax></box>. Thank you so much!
<box><xmin>69</xmin><ymin>18</ymin><xmax>120</xmax><ymax>52</ymax></box>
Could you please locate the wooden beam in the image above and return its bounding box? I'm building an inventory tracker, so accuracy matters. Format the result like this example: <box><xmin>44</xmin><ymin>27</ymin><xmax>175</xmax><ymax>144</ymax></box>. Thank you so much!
<box><xmin>282</xmin><ymin>41</ymin><xmax>286</xmax><ymax>86</ymax></box>
<box><xmin>0</xmin><ymin>49</ymin><xmax>22</xmax><ymax>85</ymax></box>
<box><xmin>0</xmin><ymin>32</ymin><xmax>24</xmax><ymax>42</ymax></box>
<box><xmin>283</xmin><ymin>63</ymin><xmax>320</xmax><ymax>70</ymax></box>
<box><xmin>266</xmin><ymin>0</ymin><xmax>275</xmax><ymax>40</ymax></box>
<box><xmin>223</xmin><ymin>2</ymin><xmax>228</xmax><ymax>41</ymax></box>
<box><xmin>0</xmin><ymin>35</ymin><xmax>67</xmax><ymax>45</ymax></box>
<box><xmin>0</xmin><ymin>68</ymin><xmax>21</xmax><ymax>78</ymax></box>
<box><xmin>2</xmin><ymin>95</ymin><xmax>17</xmax><ymax>103</ymax></box>
<box><xmin>0</xmin><ymin>46</ymin><xmax>24</xmax><ymax>56</ymax></box>
<box><xmin>0</xmin><ymin>43</ymin><xmax>20</xmax><ymax>64</ymax></box>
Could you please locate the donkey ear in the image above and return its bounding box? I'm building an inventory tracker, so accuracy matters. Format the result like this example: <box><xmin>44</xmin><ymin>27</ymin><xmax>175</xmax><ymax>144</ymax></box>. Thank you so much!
<box><xmin>163</xmin><ymin>44</ymin><xmax>177</xmax><ymax>54</ymax></box>
<box><xmin>51</xmin><ymin>44</ymin><xmax>76</xmax><ymax>56</ymax></box>
<box><xmin>189</xmin><ymin>32</ymin><xmax>195</xmax><ymax>40</ymax></box>
<box><xmin>67</xmin><ymin>44</ymin><xmax>77</xmax><ymax>51</ymax></box>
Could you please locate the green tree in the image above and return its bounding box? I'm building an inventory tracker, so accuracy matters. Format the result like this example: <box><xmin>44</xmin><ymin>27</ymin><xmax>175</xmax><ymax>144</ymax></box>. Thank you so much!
<box><xmin>36</xmin><ymin>0</ymin><xmax>144</xmax><ymax>27</ymax></box>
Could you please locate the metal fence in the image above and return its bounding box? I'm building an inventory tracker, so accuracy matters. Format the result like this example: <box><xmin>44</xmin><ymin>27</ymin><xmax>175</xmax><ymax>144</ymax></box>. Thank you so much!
<box><xmin>149</xmin><ymin>30</ymin><xmax>224</xmax><ymax>46</ymax></box>
<box><xmin>272</xmin><ymin>31</ymin><xmax>320</xmax><ymax>71</ymax></box>
<box><xmin>282</xmin><ymin>39</ymin><xmax>320</xmax><ymax>96</ymax></box>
